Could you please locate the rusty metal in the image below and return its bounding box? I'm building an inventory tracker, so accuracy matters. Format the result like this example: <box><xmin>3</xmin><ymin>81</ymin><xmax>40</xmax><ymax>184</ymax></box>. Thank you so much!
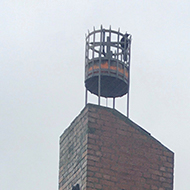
<box><xmin>84</xmin><ymin>26</ymin><xmax>132</xmax><ymax>116</ymax></box>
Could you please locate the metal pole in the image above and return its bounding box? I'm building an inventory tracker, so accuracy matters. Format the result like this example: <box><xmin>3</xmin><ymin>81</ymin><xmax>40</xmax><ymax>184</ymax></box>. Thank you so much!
<box><xmin>127</xmin><ymin>93</ymin><xmax>129</xmax><ymax>117</ymax></box>
<box><xmin>85</xmin><ymin>88</ymin><xmax>88</xmax><ymax>106</ymax></box>
<box><xmin>127</xmin><ymin>36</ymin><xmax>132</xmax><ymax>117</ymax></box>
<box><xmin>113</xmin><ymin>97</ymin><xmax>115</xmax><ymax>109</ymax></box>
<box><xmin>127</xmin><ymin>64</ymin><xmax>130</xmax><ymax>117</ymax></box>
<box><xmin>98</xmin><ymin>25</ymin><xmax>103</xmax><ymax>105</ymax></box>
<box><xmin>98</xmin><ymin>76</ymin><xmax>101</xmax><ymax>105</ymax></box>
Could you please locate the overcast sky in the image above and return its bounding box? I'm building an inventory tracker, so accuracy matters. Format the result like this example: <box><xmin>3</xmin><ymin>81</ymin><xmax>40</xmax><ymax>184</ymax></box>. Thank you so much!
<box><xmin>1</xmin><ymin>1</ymin><xmax>190</xmax><ymax>189</ymax></box>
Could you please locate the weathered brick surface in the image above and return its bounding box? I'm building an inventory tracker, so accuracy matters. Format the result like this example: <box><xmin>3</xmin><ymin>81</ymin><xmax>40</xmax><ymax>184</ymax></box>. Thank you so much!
<box><xmin>59</xmin><ymin>104</ymin><xmax>174</xmax><ymax>190</ymax></box>
<box><xmin>59</xmin><ymin>107</ymin><xmax>88</xmax><ymax>190</ymax></box>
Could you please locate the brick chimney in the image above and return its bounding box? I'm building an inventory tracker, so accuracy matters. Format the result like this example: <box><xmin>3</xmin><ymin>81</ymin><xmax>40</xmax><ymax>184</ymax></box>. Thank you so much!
<box><xmin>59</xmin><ymin>104</ymin><xmax>174</xmax><ymax>190</ymax></box>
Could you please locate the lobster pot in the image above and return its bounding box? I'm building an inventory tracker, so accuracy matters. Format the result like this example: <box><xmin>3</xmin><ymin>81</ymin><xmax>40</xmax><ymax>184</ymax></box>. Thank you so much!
<box><xmin>85</xmin><ymin>27</ymin><xmax>131</xmax><ymax>98</ymax></box>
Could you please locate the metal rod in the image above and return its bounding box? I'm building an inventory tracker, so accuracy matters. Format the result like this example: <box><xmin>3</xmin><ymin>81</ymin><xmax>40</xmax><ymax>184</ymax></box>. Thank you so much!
<box><xmin>127</xmin><ymin>66</ymin><xmax>130</xmax><ymax>117</ymax></box>
<box><xmin>113</xmin><ymin>97</ymin><xmax>115</xmax><ymax>109</ymax></box>
<box><xmin>127</xmin><ymin>68</ymin><xmax>130</xmax><ymax>117</ymax></box>
<box><xmin>127</xmin><ymin>93</ymin><xmax>129</xmax><ymax>117</ymax></box>
<box><xmin>102</xmin><ymin>29</ymin><xmax>105</xmax><ymax>56</ymax></box>
<box><xmin>84</xmin><ymin>32</ymin><xmax>88</xmax><ymax>107</ymax></box>
<box><xmin>85</xmin><ymin>88</ymin><xmax>88</xmax><ymax>106</ymax></box>
<box><xmin>127</xmin><ymin>37</ymin><xmax>132</xmax><ymax>117</ymax></box>
<box><xmin>116</xmin><ymin>30</ymin><xmax>120</xmax><ymax>77</ymax></box>
<box><xmin>98</xmin><ymin>25</ymin><xmax>103</xmax><ymax>105</ymax></box>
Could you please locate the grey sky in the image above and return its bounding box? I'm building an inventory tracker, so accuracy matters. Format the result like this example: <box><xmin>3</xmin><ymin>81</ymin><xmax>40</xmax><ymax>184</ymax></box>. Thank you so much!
<box><xmin>0</xmin><ymin>1</ymin><xmax>190</xmax><ymax>189</ymax></box>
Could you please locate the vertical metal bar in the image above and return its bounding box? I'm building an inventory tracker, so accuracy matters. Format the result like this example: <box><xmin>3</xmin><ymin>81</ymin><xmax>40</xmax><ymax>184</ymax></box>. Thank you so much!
<box><xmin>92</xmin><ymin>27</ymin><xmax>95</xmax><ymax>64</ymax></box>
<box><xmin>127</xmin><ymin>64</ymin><xmax>130</xmax><ymax>117</ymax></box>
<box><xmin>106</xmin><ymin>98</ymin><xmax>108</xmax><ymax>107</ymax></box>
<box><xmin>85</xmin><ymin>33</ymin><xmax>89</xmax><ymax>77</ymax></box>
<box><xmin>127</xmin><ymin>93</ymin><xmax>129</xmax><ymax>117</ymax></box>
<box><xmin>116</xmin><ymin>29</ymin><xmax>120</xmax><ymax>77</ymax></box>
<box><xmin>84</xmin><ymin>33</ymin><xmax>88</xmax><ymax>107</ymax></box>
<box><xmin>127</xmin><ymin>36</ymin><xmax>132</xmax><ymax>117</ymax></box>
<box><xmin>98</xmin><ymin>25</ymin><xmax>103</xmax><ymax>105</ymax></box>
<box><xmin>108</xmin><ymin>27</ymin><xmax>111</xmax><ymax>73</ymax></box>
<box><xmin>113</xmin><ymin>97</ymin><xmax>115</xmax><ymax>109</ymax></box>
<box><xmin>102</xmin><ymin>29</ymin><xmax>105</xmax><ymax>56</ymax></box>
<box><xmin>85</xmin><ymin>88</ymin><xmax>88</xmax><ymax>106</ymax></box>
<box><xmin>84</xmin><ymin>34</ymin><xmax>87</xmax><ymax>79</ymax></box>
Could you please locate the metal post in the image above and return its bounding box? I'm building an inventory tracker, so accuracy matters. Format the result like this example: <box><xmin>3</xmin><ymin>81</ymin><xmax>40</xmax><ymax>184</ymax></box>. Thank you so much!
<box><xmin>127</xmin><ymin>93</ymin><xmax>129</xmax><ymax>117</ymax></box>
<box><xmin>98</xmin><ymin>26</ymin><xmax>103</xmax><ymax>105</ymax></box>
<box><xmin>127</xmin><ymin>67</ymin><xmax>130</xmax><ymax>117</ymax></box>
<box><xmin>98</xmin><ymin>75</ymin><xmax>101</xmax><ymax>105</ymax></box>
<box><xmin>85</xmin><ymin>88</ymin><xmax>88</xmax><ymax>106</ymax></box>
<box><xmin>85</xmin><ymin>26</ymin><xmax>132</xmax><ymax>115</ymax></box>
<box><xmin>127</xmin><ymin>37</ymin><xmax>132</xmax><ymax>117</ymax></box>
<box><xmin>113</xmin><ymin>97</ymin><xmax>115</xmax><ymax>109</ymax></box>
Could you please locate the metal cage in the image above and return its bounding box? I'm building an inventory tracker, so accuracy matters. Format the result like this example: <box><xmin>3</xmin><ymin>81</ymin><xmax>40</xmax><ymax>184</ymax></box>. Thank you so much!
<box><xmin>84</xmin><ymin>26</ymin><xmax>132</xmax><ymax>116</ymax></box>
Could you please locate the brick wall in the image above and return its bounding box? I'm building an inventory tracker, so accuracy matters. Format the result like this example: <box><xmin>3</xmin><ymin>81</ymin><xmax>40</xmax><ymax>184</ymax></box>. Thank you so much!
<box><xmin>59</xmin><ymin>104</ymin><xmax>174</xmax><ymax>190</ymax></box>
<box><xmin>59</xmin><ymin>107</ymin><xmax>88</xmax><ymax>190</ymax></box>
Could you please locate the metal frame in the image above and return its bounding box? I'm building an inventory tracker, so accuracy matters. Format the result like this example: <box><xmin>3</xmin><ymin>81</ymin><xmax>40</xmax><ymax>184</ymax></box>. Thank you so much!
<box><xmin>84</xmin><ymin>25</ymin><xmax>132</xmax><ymax>117</ymax></box>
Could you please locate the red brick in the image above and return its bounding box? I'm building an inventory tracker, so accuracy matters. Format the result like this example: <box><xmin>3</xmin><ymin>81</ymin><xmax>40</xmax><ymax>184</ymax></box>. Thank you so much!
<box><xmin>151</xmin><ymin>185</ymin><xmax>158</xmax><ymax>190</ymax></box>
<box><xmin>100</xmin><ymin>179</ymin><xmax>115</xmax><ymax>186</ymax></box>
<box><xmin>103</xmin><ymin>174</ymin><xmax>111</xmax><ymax>180</ymax></box>
<box><xmin>167</xmin><ymin>167</ymin><xmax>173</xmax><ymax>173</ymax></box>
<box><xmin>163</xmin><ymin>182</ymin><xmax>172</xmax><ymax>188</ymax></box>
<box><xmin>94</xmin><ymin>172</ymin><xmax>102</xmax><ymax>178</ymax></box>
<box><xmin>144</xmin><ymin>183</ymin><xmax>151</xmax><ymax>189</ymax></box>
<box><xmin>160</xmin><ymin>166</ymin><xmax>166</xmax><ymax>171</ymax></box>
<box><xmin>87</xmin><ymin>177</ymin><xmax>99</xmax><ymax>183</ymax></box>
<box><xmin>100</xmin><ymin>114</ymin><xmax>116</xmax><ymax>122</ymax></box>
<box><xmin>116</xmin><ymin>129</ymin><xmax>128</xmax><ymax>136</ymax></box>
<box><xmin>126</xmin><ymin>126</ymin><xmax>136</xmax><ymax>132</ymax></box>
<box><xmin>87</xmin><ymin>171</ymin><xmax>94</xmax><ymax>177</ymax></box>
<box><xmin>167</xmin><ymin>157</ymin><xmax>173</xmax><ymax>163</ymax></box>
<box><xmin>95</xmin><ymin>151</ymin><xmax>102</xmax><ymax>157</ymax></box>
<box><xmin>163</xmin><ymin>151</ymin><xmax>173</xmax><ymax>157</ymax></box>
<box><xmin>143</xmin><ymin>172</ymin><xmax>151</xmax><ymax>178</ymax></box>
<box><xmin>110</xmin><ymin>176</ymin><xmax>117</xmax><ymax>182</ymax></box>
<box><xmin>86</xmin><ymin>181</ymin><xmax>94</xmax><ymax>188</ymax></box>
<box><xmin>163</xmin><ymin>172</ymin><xmax>173</xmax><ymax>178</ymax></box>
<box><xmin>97</xmin><ymin>120</ymin><xmax>105</xmax><ymax>127</ymax></box>
<box><xmin>88</xmin><ymin>144</ymin><xmax>100</xmax><ymax>150</ymax></box>
<box><xmin>88</xmin><ymin>155</ymin><xmax>100</xmax><ymax>162</ymax></box>
<box><xmin>98</xmin><ymin>109</ymin><xmax>112</xmax><ymax>116</ymax></box>
<box><xmin>159</xmin><ymin>155</ymin><xmax>167</xmax><ymax>162</ymax></box>
<box><xmin>88</xmin><ymin>166</ymin><xmax>100</xmax><ymax>172</ymax></box>
<box><xmin>89</xmin><ymin>112</ymin><xmax>100</xmax><ymax>118</ymax></box>
<box><xmin>163</xmin><ymin>162</ymin><xmax>173</xmax><ymax>168</ymax></box>
<box><xmin>160</xmin><ymin>177</ymin><xmax>166</xmax><ymax>182</ymax></box>
<box><xmin>59</xmin><ymin>105</ymin><xmax>174</xmax><ymax>190</ymax></box>
<box><xmin>95</xmin><ymin>139</ymin><xmax>103</xmax><ymax>146</ymax></box>
<box><xmin>100</xmin><ymin>168</ymin><xmax>115</xmax><ymax>176</ymax></box>
<box><xmin>111</xmin><ymin>154</ymin><xmax>119</xmax><ymax>161</ymax></box>
<box><xmin>151</xmin><ymin>169</ymin><xmax>162</xmax><ymax>176</ymax></box>
<box><xmin>88</xmin><ymin>117</ymin><xmax>96</xmax><ymax>123</ymax></box>
<box><xmin>133</xmin><ymin>133</ymin><xmax>148</xmax><ymax>140</ymax></box>
<box><xmin>151</xmin><ymin>174</ymin><xmax>159</xmax><ymax>180</ymax></box>
<box><xmin>88</xmin><ymin>133</ymin><xmax>99</xmax><ymax>140</ymax></box>
<box><xmin>94</xmin><ymin>183</ymin><xmax>102</xmax><ymax>189</ymax></box>
<box><xmin>101</xmin><ymin>146</ymin><xmax>115</xmax><ymax>154</ymax></box>
<box><xmin>88</xmin><ymin>160</ymin><xmax>95</xmax><ymax>166</ymax></box>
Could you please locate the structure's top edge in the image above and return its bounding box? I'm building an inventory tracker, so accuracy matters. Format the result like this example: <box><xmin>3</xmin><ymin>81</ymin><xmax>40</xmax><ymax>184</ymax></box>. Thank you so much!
<box><xmin>59</xmin><ymin>103</ymin><xmax>174</xmax><ymax>154</ymax></box>
<box><xmin>86</xmin><ymin>103</ymin><xmax>174</xmax><ymax>154</ymax></box>
<box><xmin>85</xmin><ymin>26</ymin><xmax>132</xmax><ymax>40</ymax></box>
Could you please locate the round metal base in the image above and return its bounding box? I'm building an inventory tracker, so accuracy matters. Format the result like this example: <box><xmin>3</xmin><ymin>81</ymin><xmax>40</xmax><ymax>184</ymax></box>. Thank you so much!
<box><xmin>85</xmin><ymin>75</ymin><xmax>128</xmax><ymax>98</ymax></box>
